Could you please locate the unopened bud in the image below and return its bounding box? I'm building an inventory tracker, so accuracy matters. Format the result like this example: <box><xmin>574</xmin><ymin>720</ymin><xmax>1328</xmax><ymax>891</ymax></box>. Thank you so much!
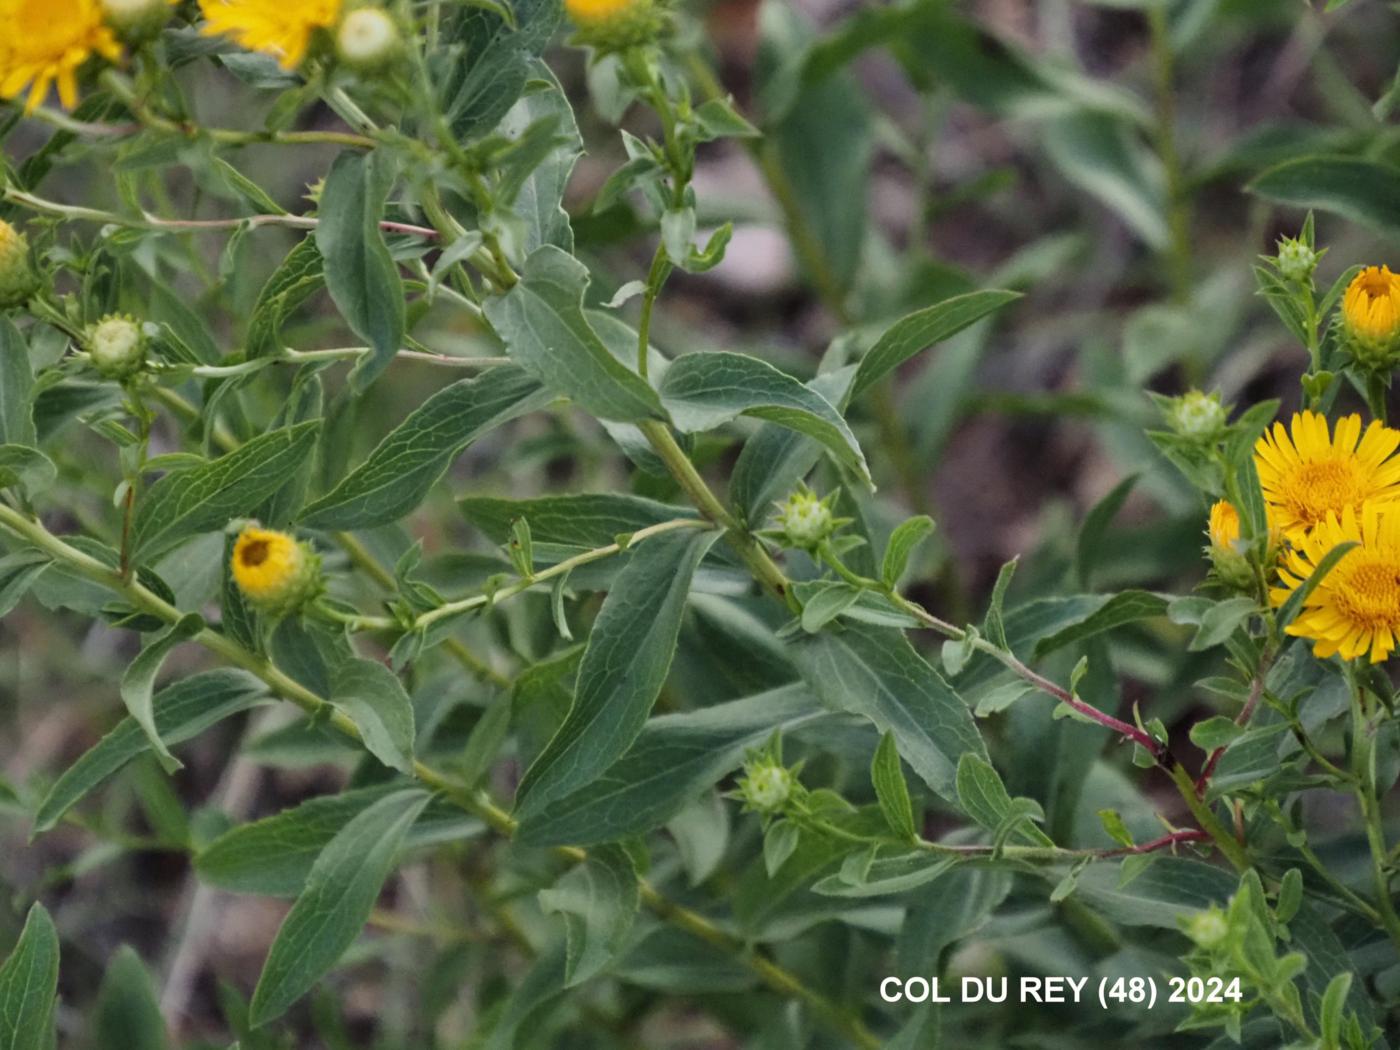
<box><xmin>86</xmin><ymin>314</ymin><xmax>147</xmax><ymax>380</ymax></box>
<box><xmin>739</xmin><ymin>761</ymin><xmax>793</xmax><ymax>813</ymax></box>
<box><xmin>1167</xmin><ymin>390</ymin><xmax>1228</xmax><ymax>442</ymax></box>
<box><xmin>102</xmin><ymin>0</ymin><xmax>174</xmax><ymax>43</ymax></box>
<box><xmin>774</xmin><ymin>489</ymin><xmax>836</xmax><ymax>550</ymax></box>
<box><xmin>565</xmin><ymin>0</ymin><xmax>666</xmax><ymax>51</ymax></box>
<box><xmin>0</xmin><ymin>221</ymin><xmax>37</xmax><ymax>311</ymax></box>
<box><xmin>336</xmin><ymin>7</ymin><xmax>400</xmax><ymax>71</ymax></box>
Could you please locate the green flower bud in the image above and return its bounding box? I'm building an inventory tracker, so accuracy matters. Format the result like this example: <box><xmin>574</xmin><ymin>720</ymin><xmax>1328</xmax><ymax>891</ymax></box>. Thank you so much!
<box><xmin>739</xmin><ymin>761</ymin><xmax>793</xmax><ymax>814</ymax></box>
<box><xmin>1166</xmin><ymin>390</ymin><xmax>1228</xmax><ymax>442</ymax></box>
<box><xmin>774</xmin><ymin>489</ymin><xmax>835</xmax><ymax>550</ymax></box>
<box><xmin>0</xmin><ymin>220</ymin><xmax>38</xmax><ymax>311</ymax></box>
<box><xmin>1185</xmin><ymin>907</ymin><xmax>1229</xmax><ymax>950</ymax></box>
<box><xmin>335</xmin><ymin>7</ymin><xmax>401</xmax><ymax>72</ymax></box>
<box><xmin>86</xmin><ymin>314</ymin><xmax>147</xmax><ymax>380</ymax></box>
<box><xmin>1274</xmin><ymin>236</ymin><xmax>1318</xmax><ymax>284</ymax></box>
<box><xmin>101</xmin><ymin>0</ymin><xmax>174</xmax><ymax>44</ymax></box>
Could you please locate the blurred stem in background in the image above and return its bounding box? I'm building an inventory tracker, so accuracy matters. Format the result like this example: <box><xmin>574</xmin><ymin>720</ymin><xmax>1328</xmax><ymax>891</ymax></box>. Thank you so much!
<box><xmin>1147</xmin><ymin>3</ymin><xmax>1194</xmax><ymax>312</ymax></box>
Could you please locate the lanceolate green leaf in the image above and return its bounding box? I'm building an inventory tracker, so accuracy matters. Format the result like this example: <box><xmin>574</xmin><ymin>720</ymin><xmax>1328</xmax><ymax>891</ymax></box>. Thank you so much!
<box><xmin>460</xmin><ymin>492</ymin><xmax>700</xmax><ymax>550</ymax></box>
<box><xmin>852</xmin><ymin>290</ymin><xmax>1020</xmax><ymax>398</ymax></box>
<box><xmin>315</xmin><ymin>150</ymin><xmax>406</xmax><ymax>391</ymax></box>
<box><xmin>299</xmin><ymin>365</ymin><xmax>550</xmax><ymax>529</ymax></box>
<box><xmin>0</xmin><ymin>903</ymin><xmax>59</xmax><ymax>1050</ymax></box>
<box><xmin>119</xmin><ymin>613</ymin><xmax>206</xmax><ymax>773</ymax></box>
<box><xmin>328</xmin><ymin>658</ymin><xmax>415</xmax><ymax>774</ymax></box>
<box><xmin>793</xmin><ymin>622</ymin><xmax>987</xmax><ymax>805</ymax></box>
<box><xmin>33</xmin><ymin>670</ymin><xmax>270</xmax><ymax>834</ymax></box>
<box><xmin>517</xmin><ymin>684</ymin><xmax>826</xmax><ymax>847</ymax></box>
<box><xmin>130</xmin><ymin>421</ymin><xmax>320</xmax><ymax>561</ymax></box>
<box><xmin>1032</xmin><ymin>590</ymin><xmax>1171</xmax><ymax>658</ymax></box>
<box><xmin>0</xmin><ymin>319</ymin><xmax>36</xmax><ymax>447</ymax></box>
<box><xmin>250</xmin><ymin>789</ymin><xmax>432</xmax><ymax>1026</ymax></box>
<box><xmin>659</xmin><ymin>351</ymin><xmax>871</xmax><ymax>483</ymax></box>
<box><xmin>514</xmin><ymin>527</ymin><xmax>721</xmax><ymax>818</ymax></box>
<box><xmin>1250</xmin><ymin>155</ymin><xmax>1400</xmax><ymax>239</ymax></box>
<box><xmin>871</xmin><ymin>731</ymin><xmax>917</xmax><ymax>840</ymax></box>
<box><xmin>538</xmin><ymin>845</ymin><xmax>639</xmax><ymax>987</ymax></box>
<box><xmin>197</xmin><ymin>785</ymin><xmax>483</xmax><ymax>897</ymax></box>
<box><xmin>245</xmin><ymin>236</ymin><xmax>323</xmax><ymax>360</ymax></box>
<box><xmin>92</xmin><ymin>947</ymin><xmax>167</xmax><ymax>1050</ymax></box>
<box><xmin>483</xmin><ymin>246</ymin><xmax>664</xmax><ymax>423</ymax></box>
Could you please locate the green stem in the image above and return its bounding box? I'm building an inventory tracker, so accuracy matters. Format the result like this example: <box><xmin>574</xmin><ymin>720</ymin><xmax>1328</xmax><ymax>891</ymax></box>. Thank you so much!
<box><xmin>1147</xmin><ymin>4</ymin><xmax>1192</xmax><ymax>309</ymax></box>
<box><xmin>636</xmin><ymin>420</ymin><xmax>797</xmax><ymax>609</ymax></box>
<box><xmin>1169</xmin><ymin>763</ymin><xmax>1250</xmax><ymax>872</ymax></box>
<box><xmin>0</xmin><ymin>503</ymin><xmax>873</xmax><ymax>1047</ymax></box>
<box><xmin>348</xmin><ymin>517</ymin><xmax>714</xmax><ymax>633</ymax></box>
<box><xmin>1348</xmin><ymin>671</ymin><xmax>1400</xmax><ymax>953</ymax></box>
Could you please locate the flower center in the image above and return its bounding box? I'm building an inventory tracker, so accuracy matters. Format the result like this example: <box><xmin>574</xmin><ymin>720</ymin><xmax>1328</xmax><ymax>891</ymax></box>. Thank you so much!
<box><xmin>1333</xmin><ymin>555</ymin><xmax>1400</xmax><ymax>631</ymax></box>
<box><xmin>239</xmin><ymin>539</ymin><xmax>270</xmax><ymax>567</ymax></box>
<box><xmin>1281</xmin><ymin>458</ymin><xmax>1368</xmax><ymax>529</ymax></box>
<box><xmin>1357</xmin><ymin>272</ymin><xmax>1394</xmax><ymax>301</ymax></box>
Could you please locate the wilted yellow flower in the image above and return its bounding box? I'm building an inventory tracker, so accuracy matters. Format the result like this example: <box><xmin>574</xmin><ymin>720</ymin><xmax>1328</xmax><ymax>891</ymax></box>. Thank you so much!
<box><xmin>1255</xmin><ymin>411</ymin><xmax>1400</xmax><ymax>542</ymax></box>
<box><xmin>0</xmin><ymin>220</ymin><xmax>37</xmax><ymax>309</ymax></box>
<box><xmin>231</xmin><ymin>526</ymin><xmax>321</xmax><ymax>616</ymax></box>
<box><xmin>1341</xmin><ymin>265</ymin><xmax>1400</xmax><ymax>367</ymax></box>
<box><xmin>1274</xmin><ymin>502</ymin><xmax>1400</xmax><ymax>663</ymax></box>
<box><xmin>0</xmin><ymin>0</ymin><xmax>122</xmax><ymax>112</ymax></box>
<box><xmin>199</xmin><ymin>0</ymin><xmax>342</xmax><ymax>70</ymax></box>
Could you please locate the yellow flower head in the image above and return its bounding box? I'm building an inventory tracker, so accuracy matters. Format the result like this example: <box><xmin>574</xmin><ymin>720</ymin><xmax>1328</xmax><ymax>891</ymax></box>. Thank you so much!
<box><xmin>1274</xmin><ymin>502</ymin><xmax>1400</xmax><ymax>663</ymax></box>
<box><xmin>231</xmin><ymin>525</ymin><xmax>321</xmax><ymax>616</ymax></box>
<box><xmin>1208</xmin><ymin>500</ymin><xmax>1239</xmax><ymax>550</ymax></box>
<box><xmin>0</xmin><ymin>0</ymin><xmax>122</xmax><ymax>113</ymax></box>
<box><xmin>1341</xmin><ymin>266</ymin><xmax>1400</xmax><ymax>365</ymax></box>
<box><xmin>199</xmin><ymin>0</ymin><xmax>342</xmax><ymax>70</ymax></box>
<box><xmin>565</xmin><ymin>0</ymin><xmax>664</xmax><ymax>49</ymax></box>
<box><xmin>1254</xmin><ymin>411</ymin><xmax>1400</xmax><ymax>542</ymax></box>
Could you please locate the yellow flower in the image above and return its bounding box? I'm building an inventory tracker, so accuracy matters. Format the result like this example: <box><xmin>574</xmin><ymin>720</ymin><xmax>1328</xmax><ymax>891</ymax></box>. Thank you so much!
<box><xmin>1206</xmin><ymin>499</ymin><xmax>1277</xmax><ymax>591</ymax></box>
<box><xmin>1341</xmin><ymin>265</ymin><xmax>1400</xmax><ymax>367</ymax></box>
<box><xmin>231</xmin><ymin>525</ymin><xmax>321</xmax><ymax>615</ymax></box>
<box><xmin>0</xmin><ymin>0</ymin><xmax>122</xmax><ymax>113</ymax></box>
<box><xmin>1208</xmin><ymin>500</ymin><xmax>1240</xmax><ymax>550</ymax></box>
<box><xmin>1274</xmin><ymin>502</ymin><xmax>1400</xmax><ymax>663</ymax></box>
<box><xmin>199</xmin><ymin>0</ymin><xmax>342</xmax><ymax>70</ymax></box>
<box><xmin>1254</xmin><ymin>411</ymin><xmax>1400</xmax><ymax>542</ymax></box>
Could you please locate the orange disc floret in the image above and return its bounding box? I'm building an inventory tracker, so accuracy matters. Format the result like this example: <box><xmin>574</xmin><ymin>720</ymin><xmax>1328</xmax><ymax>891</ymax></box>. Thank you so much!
<box><xmin>1254</xmin><ymin>410</ymin><xmax>1400</xmax><ymax>543</ymax></box>
<box><xmin>1274</xmin><ymin>502</ymin><xmax>1400</xmax><ymax>664</ymax></box>
<box><xmin>199</xmin><ymin>0</ymin><xmax>342</xmax><ymax>70</ymax></box>
<box><xmin>231</xmin><ymin>525</ymin><xmax>321</xmax><ymax>616</ymax></box>
<box><xmin>0</xmin><ymin>0</ymin><xmax>122</xmax><ymax>113</ymax></box>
